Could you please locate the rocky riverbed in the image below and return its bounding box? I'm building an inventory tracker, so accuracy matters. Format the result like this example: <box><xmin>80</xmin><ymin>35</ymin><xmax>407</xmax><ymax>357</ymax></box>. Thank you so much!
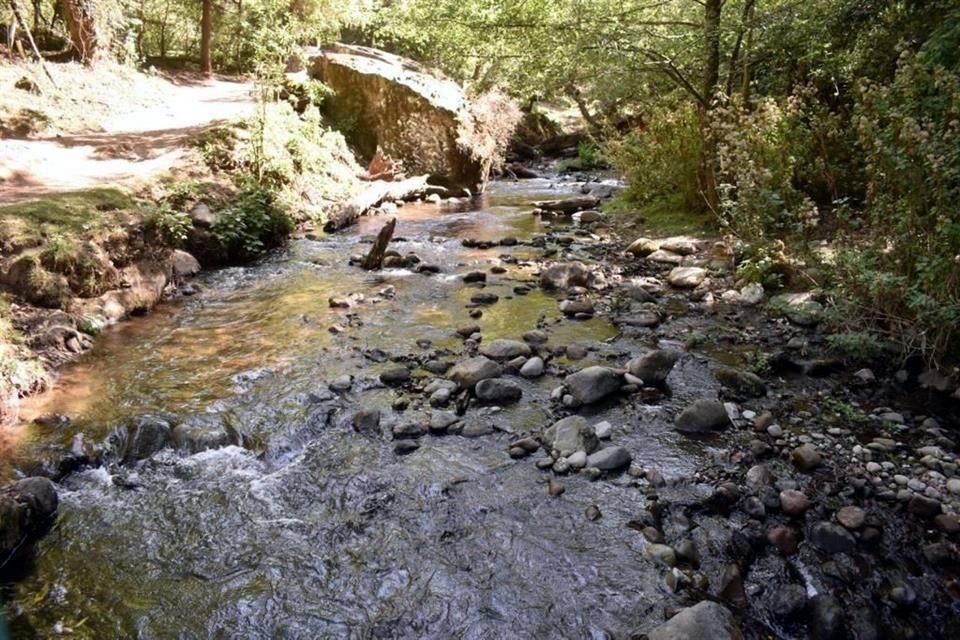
<box><xmin>2</xmin><ymin>174</ymin><xmax>959</xmax><ymax>638</ymax></box>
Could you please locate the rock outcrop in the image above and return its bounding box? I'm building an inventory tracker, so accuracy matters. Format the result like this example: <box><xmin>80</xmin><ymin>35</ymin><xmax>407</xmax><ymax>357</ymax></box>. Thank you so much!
<box><xmin>309</xmin><ymin>45</ymin><xmax>518</xmax><ymax>193</ymax></box>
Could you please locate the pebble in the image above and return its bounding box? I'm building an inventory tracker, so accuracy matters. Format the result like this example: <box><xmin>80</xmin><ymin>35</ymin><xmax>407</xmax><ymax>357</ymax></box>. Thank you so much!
<box><xmin>593</xmin><ymin>421</ymin><xmax>613</xmax><ymax>440</ymax></box>
<box><xmin>585</xmin><ymin>505</ymin><xmax>602</xmax><ymax>521</ymax></box>
<box><xmin>547</xmin><ymin>479</ymin><xmax>565</xmax><ymax>496</ymax></box>
<box><xmin>836</xmin><ymin>506</ymin><xmax>866</xmax><ymax>530</ymax></box>
<box><xmin>779</xmin><ymin>490</ymin><xmax>809</xmax><ymax>516</ymax></box>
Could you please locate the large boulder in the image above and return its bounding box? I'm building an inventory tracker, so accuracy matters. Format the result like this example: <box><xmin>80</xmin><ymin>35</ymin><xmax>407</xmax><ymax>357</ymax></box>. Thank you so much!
<box><xmin>310</xmin><ymin>44</ymin><xmax>518</xmax><ymax>193</ymax></box>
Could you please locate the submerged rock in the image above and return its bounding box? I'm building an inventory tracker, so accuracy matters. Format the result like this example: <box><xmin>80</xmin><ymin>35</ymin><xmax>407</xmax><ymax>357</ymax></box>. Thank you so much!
<box><xmin>714</xmin><ymin>366</ymin><xmax>767</xmax><ymax>397</ymax></box>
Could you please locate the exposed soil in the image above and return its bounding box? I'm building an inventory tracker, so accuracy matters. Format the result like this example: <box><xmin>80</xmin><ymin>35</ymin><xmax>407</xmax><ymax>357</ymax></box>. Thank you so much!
<box><xmin>0</xmin><ymin>71</ymin><xmax>254</xmax><ymax>203</ymax></box>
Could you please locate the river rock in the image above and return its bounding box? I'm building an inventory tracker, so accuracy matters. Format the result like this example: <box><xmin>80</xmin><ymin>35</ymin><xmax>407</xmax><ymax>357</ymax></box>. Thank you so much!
<box><xmin>809</xmin><ymin>595</ymin><xmax>846</xmax><ymax>639</ymax></box>
<box><xmin>352</xmin><ymin>409</ymin><xmax>382</xmax><ymax>435</ymax></box>
<box><xmin>714</xmin><ymin>366</ymin><xmax>767</xmax><ymax>397</ymax></box>
<box><xmin>660</xmin><ymin>236</ymin><xmax>699</xmax><ymax>255</ymax></box>
<box><xmin>586</xmin><ymin>446</ymin><xmax>632</xmax><ymax>472</ymax></box>
<box><xmin>0</xmin><ymin>477</ymin><xmax>59</xmax><ymax>566</ymax></box>
<box><xmin>482</xmin><ymin>339</ymin><xmax>532</xmax><ymax>360</ymax></box>
<box><xmin>674</xmin><ymin>399</ymin><xmax>730</xmax><ymax>433</ymax></box>
<box><xmin>667</xmin><ymin>267</ymin><xmax>707</xmax><ymax>289</ymax></box>
<box><xmin>647</xmin><ymin>249</ymin><xmax>684</xmax><ymax>265</ymax></box>
<box><xmin>627</xmin><ymin>350</ymin><xmax>679</xmax><ymax>385</ymax></box>
<box><xmin>475</xmin><ymin>378</ymin><xmax>522</xmax><ymax>403</ymax></box>
<box><xmin>470</xmin><ymin>292</ymin><xmax>499</xmax><ymax>304</ymax></box>
<box><xmin>907</xmin><ymin>495</ymin><xmax>942</xmax><ymax>518</ymax></box>
<box><xmin>171</xmin><ymin>250</ymin><xmax>201</xmax><ymax>278</ymax></box>
<box><xmin>449</xmin><ymin>356</ymin><xmax>502</xmax><ymax>388</ymax></box>
<box><xmin>770</xmin><ymin>292</ymin><xmax>824</xmax><ymax>327</ymax></box>
<box><xmin>115</xmin><ymin>414</ymin><xmax>172</xmax><ymax>462</ymax></box>
<box><xmin>540</xmin><ymin>262</ymin><xmax>592</xmax><ymax>290</ymax></box>
<box><xmin>593</xmin><ymin>421</ymin><xmax>613</xmax><ymax>440</ymax></box>
<box><xmin>627</xmin><ymin>237</ymin><xmax>660</xmax><ymax>257</ymax></box>
<box><xmin>172</xmin><ymin>418</ymin><xmax>233</xmax><ymax>454</ymax></box>
<box><xmin>544</xmin><ymin>416</ymin><xmax>598</xmax><ymax>458</ymax></box>
<box><xmin>836</xmin><ymin>505</ymin><xmax>866</xmax><ymax>529</ymax></box>
<box><xmin>393</xmin><ymin>422</ymin><xmax>427</xmax><ymax>439</ymax></box>
<box><xmin>791</xmin><ymin>444</ymin><xmax>822</xmax><ymax>471</ymax></box>
<box><xmin>564</xmin><ymin>366</ymin><xmax>623</xmax><ymax>405</ymax></box>
<box><xmin>520</xmin><ymin>356</ymin><xmax>545</xmax><ymax>378</ymax></box>
<box><xmin>779</xmin><ymin>490</ymin><xmax>809</xmax><ymax>516</ymax></box>
<box><xmin>379</xmin><ymin>366</ymin><xmax>411</xmax><ymax>386</ymax></box>
<box><xmin>810</xmin><ymin>521</ymin><xmax>856</xmax><ymax>554</ymax></box>
<box><xmin>771</xmin><ymin>584</ymin><xmax>807</xmax><ymax>620</ymax></box>
<box><xmin>559</xmin><ymin>299</ymin><xmax>595</xmax><ymax>316</ymax></box>
<box><xmin>649</xmin><ymin>601</ymin><xmax>742</xmax><ymax>640</ymax></box>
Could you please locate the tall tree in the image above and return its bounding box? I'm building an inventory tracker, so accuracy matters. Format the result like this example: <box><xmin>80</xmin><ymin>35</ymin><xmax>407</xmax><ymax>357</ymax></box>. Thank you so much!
<box><xmin>60</xmin><ymin>0</ymin><xmax>99</xmax><ymax>63</ymax></box>
<box><xmin>200</xmin><ymin>0</ymin><xmax>213</xmax><ymax>74</ymax></box>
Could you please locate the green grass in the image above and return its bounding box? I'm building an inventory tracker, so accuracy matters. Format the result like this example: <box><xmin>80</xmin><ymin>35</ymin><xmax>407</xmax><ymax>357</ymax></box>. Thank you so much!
<box><xmin>605</xmin><ymin>192</ymin><xmax>716</xmax><ymax>237</ymax></box>
<box><xmin>0</xmin><ymin>188</ymin><xmax>138</xmax><ymax>253</ymax></box>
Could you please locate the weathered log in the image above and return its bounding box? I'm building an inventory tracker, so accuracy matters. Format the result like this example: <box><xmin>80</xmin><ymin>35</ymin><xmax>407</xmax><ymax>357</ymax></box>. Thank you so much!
<box><xmin>362</xmin><ymin>217</ymin><xmax>397</xmax><ymax>270</ymax></box>
<box><xmin>324</xmin><ymin>175</ymin><xmax>430</xmax><ymax>232</ymax></box>
<box><xmin>532</xmin><ymin>195</ymin><xmax>601</xmax><ymax>214</ymax></box>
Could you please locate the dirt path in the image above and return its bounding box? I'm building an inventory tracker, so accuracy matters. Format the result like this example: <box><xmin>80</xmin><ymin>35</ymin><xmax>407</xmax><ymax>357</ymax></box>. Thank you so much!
<box><xmin>0</xmin><ymin>75</ymin><xmax>255</xmax><ymax>203</ymax></box>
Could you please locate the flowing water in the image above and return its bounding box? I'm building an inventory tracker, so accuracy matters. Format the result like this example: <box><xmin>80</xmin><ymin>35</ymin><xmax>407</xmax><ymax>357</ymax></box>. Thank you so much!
<box><xmin>5</xmin><ymin>179</ymin><xmax>724</xmax><ymax>639</ymax></box>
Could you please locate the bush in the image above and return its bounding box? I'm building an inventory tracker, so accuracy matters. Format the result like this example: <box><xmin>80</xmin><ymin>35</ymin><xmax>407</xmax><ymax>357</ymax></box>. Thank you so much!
<box><xmin>606</xmin><ymin>103</ymin><xmax>703</xmax><ymax>212</ymax></box>
<box><xmin>832</xmin><ymin>49</ymin><xmax>960</xmax><ymax>361</ymax></box>
<box><xmin>211</xmin><ymin>186</ymin><xmax>293</xmax><ymax>262</ymax></box>
<box><xmin>144</xmin><ymin>204</ymin><xmax>192</xmax><ymax>248</ymax></box>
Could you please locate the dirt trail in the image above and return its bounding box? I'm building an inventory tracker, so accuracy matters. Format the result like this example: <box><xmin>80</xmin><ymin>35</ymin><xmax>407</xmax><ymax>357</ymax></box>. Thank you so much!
<box><xmin>0</xmin><ymin>76</ymin><xmax>255</xmax><ymax>203</ymax></box>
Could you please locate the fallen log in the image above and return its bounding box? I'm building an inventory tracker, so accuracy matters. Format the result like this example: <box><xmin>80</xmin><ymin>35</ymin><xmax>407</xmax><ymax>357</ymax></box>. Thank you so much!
<box><xmin>324</xmin><ymin>175</ymin><xmax>430</xmax><ymax>232</ymax></box>
<box><xmin>532</xmin><ymin>195</ymin><xmax>601</xmax><ymax>214</ymax></box>
<box><xmin>362</xmin><ymin>217</ymin><xmax>397</xmax><ymax>270</ymax></box>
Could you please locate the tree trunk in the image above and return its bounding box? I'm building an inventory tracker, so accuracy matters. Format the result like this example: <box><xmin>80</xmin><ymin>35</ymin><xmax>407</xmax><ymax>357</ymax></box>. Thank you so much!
<box><xmin>362</xmin><ymin>218</ymin><xmax>397</xmax><ymax>270</ymax></box>
<box><xmin>59</xmin><ymin>0</ymin><xmax>98</xmax><ymax>64</ymax></box>
<box><xmin>324</xmin><ymin>175</ymin><xmax>430</xmax><ymax>232</ymax></box>
<box><xmin>200</xmin><ymin>0</ymin><xmax>212</xmax><ymax>75</ymax></box>
<box><xmin>699</xmin><ymin>0</ymin><xmax>723</xmax><ymax>213</ymax></box>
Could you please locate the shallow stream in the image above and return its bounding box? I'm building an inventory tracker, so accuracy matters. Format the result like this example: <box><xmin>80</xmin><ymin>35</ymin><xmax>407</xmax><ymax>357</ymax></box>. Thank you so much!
<box><xmin>6</xmin><ymin>179</ymin><xmax>723</xmax><ymax>638</ymax></box>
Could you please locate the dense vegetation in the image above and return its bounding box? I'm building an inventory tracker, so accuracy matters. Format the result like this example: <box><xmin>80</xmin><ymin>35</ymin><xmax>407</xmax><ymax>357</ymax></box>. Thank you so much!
<box><xmin>5</xmin><ymin>0</ymin><xmax>960</xmax><ymax>363</ymax></box>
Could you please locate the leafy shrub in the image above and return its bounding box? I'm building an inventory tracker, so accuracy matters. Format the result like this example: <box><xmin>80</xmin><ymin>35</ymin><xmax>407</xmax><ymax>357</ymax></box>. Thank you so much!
<box><xmin>606</xmin><ymin>103</ymin><xmax>703</xmax><ymax>212</ymax></box>
<box><xmin>710</xmin><ymin>98</ymin><xmax>820</xmax><ymax>243</ymax></box>
<box><xmin>144</xmin><ymin>204</ymin><xmax>193</xmax><ymax>248</ymax></box>
<box><xmin>211</xmin><ymin>187</ymin><xmax>293</xmax><ymax>262</ymax></box>
<box><xmin>576</xmin><ymin>142</ymin><xmax>602</xmax><ymax>170</ymax></box>
<box><xmin>827</xmin><ymin>331</ymin><xmax>886</xmax><ymax>362</ymax></box>
<box><xmin>832</xmin><ymin>49</ymin><xmax>960</xmax><ymax>361</ymax></box>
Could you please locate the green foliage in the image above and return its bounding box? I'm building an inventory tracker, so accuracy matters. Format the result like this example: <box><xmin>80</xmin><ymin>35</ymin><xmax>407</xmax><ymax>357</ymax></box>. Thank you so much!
<box><xmin>211</xmin><ymin>187</ymin><xmax>293</xmax><ymax>261</ymax></box>
<box><xmin>576</xmin><ymin>142</ymin><xmax>602</xmax><ymax>170</ymax></box>
<box><xmin>144</xmin><ymin>204</ymin><xmax>193</xmax><ymax>248</ymax></box>
<box><xmin>827</xmin><ymin>332</ymin><xmax>885</xmax><ymax>363</ymax></box>
<box><xmin>606</xmin><ymin>104</ymin><xmax>703</xmax><ymax>211</ymax></box>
